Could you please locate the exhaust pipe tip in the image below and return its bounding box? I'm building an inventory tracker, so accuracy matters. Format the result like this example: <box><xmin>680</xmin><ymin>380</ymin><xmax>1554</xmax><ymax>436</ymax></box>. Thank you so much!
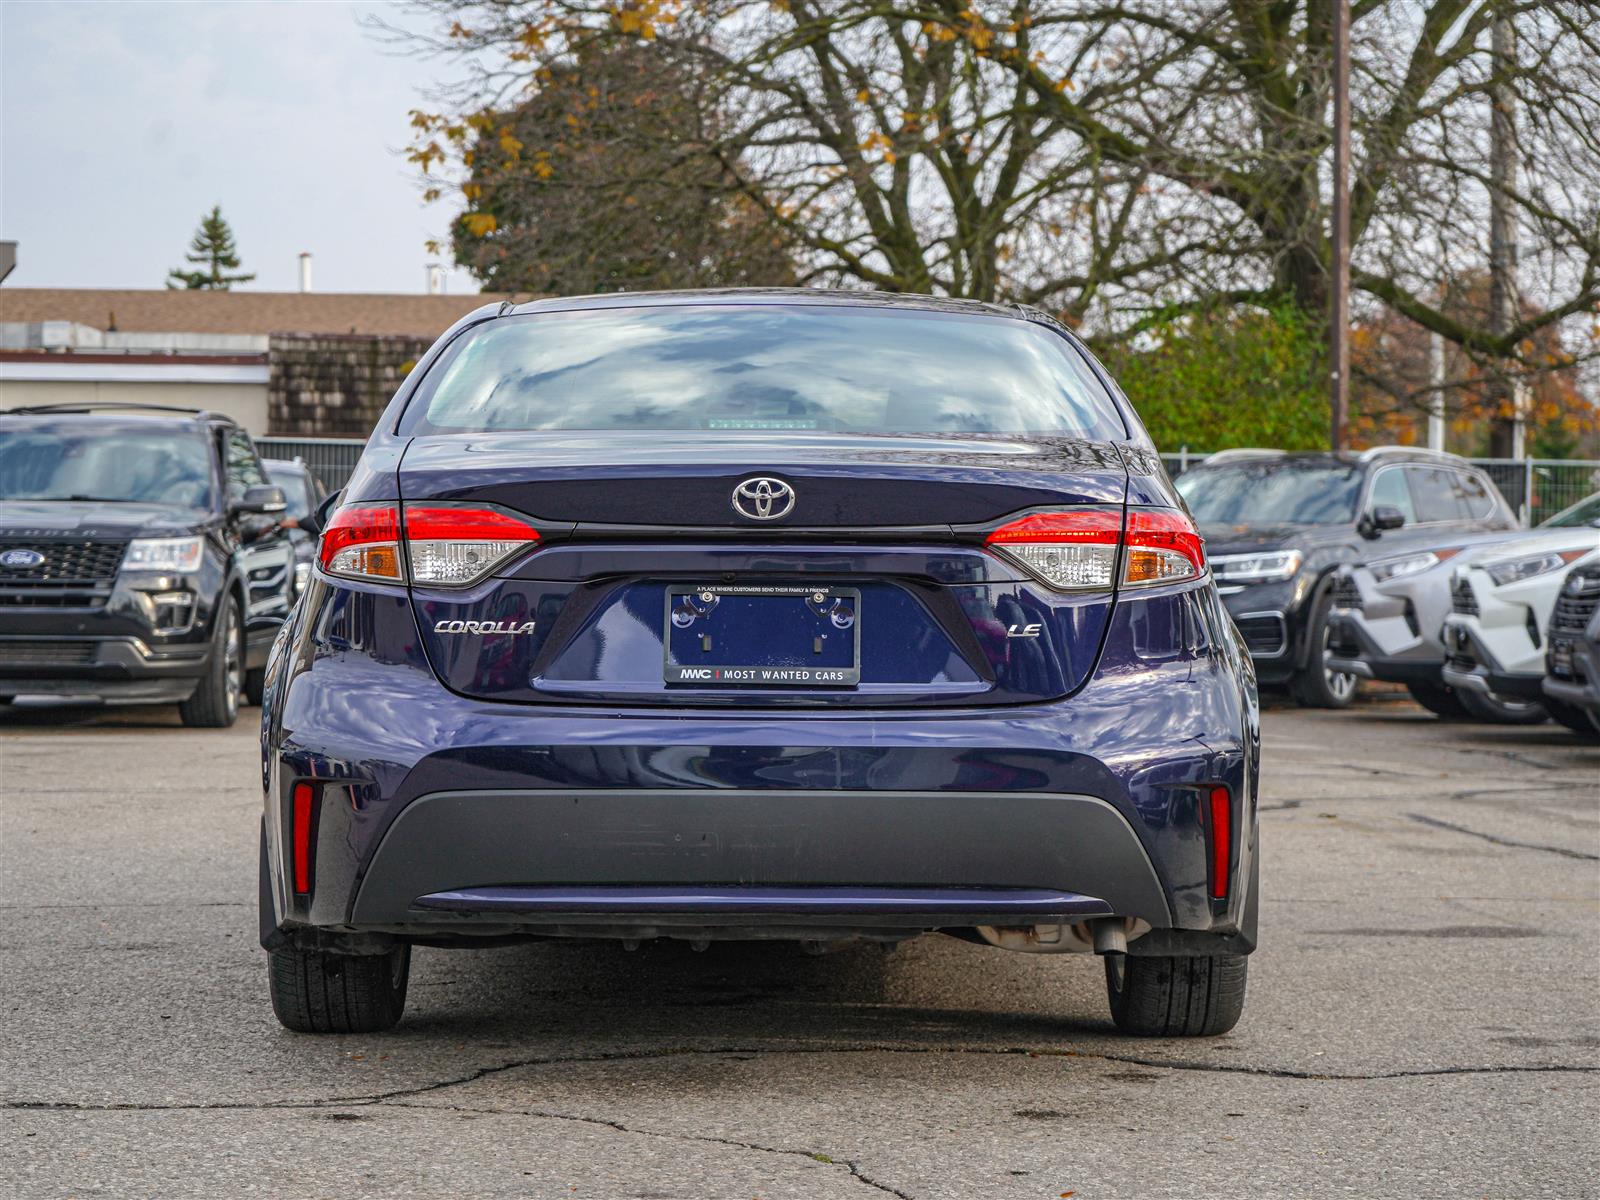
<box><xmin>1092</xmin><ymin>919</ymin><xmax>1128</xmax><ymax>956</ymax></box>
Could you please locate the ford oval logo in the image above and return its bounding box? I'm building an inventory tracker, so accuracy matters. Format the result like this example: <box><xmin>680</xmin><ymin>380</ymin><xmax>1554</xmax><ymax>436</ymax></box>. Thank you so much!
<box><xmin>0</xmin><ymin>548</ymin><xmax>45</xmax><ymax>569</ymax></box>
<box><xmin>731</xmin><ymin>477</ymin><xmax>796</xmax><ymax>521</ymax></box>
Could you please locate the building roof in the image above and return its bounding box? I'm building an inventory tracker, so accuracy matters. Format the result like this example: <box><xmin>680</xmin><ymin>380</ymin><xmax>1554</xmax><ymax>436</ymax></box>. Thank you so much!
<box><xmin>0</xmin><ymin>288</ymin><xmax>518</xmax><ymax>337</ymax></box>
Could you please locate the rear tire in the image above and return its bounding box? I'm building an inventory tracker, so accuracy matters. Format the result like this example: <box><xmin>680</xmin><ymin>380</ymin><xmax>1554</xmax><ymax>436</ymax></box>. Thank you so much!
<box><xmin>1545</xmin><ymin>698</ymin><xmax>1600</xmax><ymax>739</ymax></box>
<box><xmin>1290</xmin><ymin>588</ymin><xmax>1358</xmax><ymax>709</ymax></box>
<box><xmin>1405</xmin><ymin>681</ymin><xmax>1469</xmax><ymax>718</ymax></box>
<box><xmin>179</xmin><ymin>596</ymin><xmax>242</xmax><ymax>728</ymax></box>
<box><xmin>1105</xmin><ymin>953</ymin><xmax>1247</xmax><ymax>1037</ymax></box>
<box><xmin>269</xmin><ymin>944</ymin><xmax>411</xmax><ymax>1033</ymax></box>
<box><xmin>244</xmin><ymin>666</ymin><xmax>266</xmax><ymax>708</ymax></box>
<box><xmin>1458</xmin><ymin>688</ymin><xmax>1547</xmax><ymax>725</ymax></box>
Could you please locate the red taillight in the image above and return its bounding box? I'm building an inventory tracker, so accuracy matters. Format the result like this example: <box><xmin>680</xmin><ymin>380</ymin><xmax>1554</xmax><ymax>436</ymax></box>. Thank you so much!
<box><xmin>315</xmin><ymin>501</ymin><xmax>541</xmax><ymax>587</ymax></box>
<box><xmin>1125</xmin><ymin>509</ymin><xmax>1207</xmax><ymax>585</ymax></box>
<box><xmin>403</xmin><ymin>503</ymin><xmax>540</xmax><ymax>587</ymax></box>
<box><xmin>984</xmin><ymin>510</ymin><xmax>1123</xmax><ymax>545</ymax></box>
<box><xmin>985</xmin><ymin>507</ymin><xmax>1205</xmax><ymax>591</ymax></box>
<box><xmin>1208</xmin><ymin>785</ymin><xmax>1231</xmax><ymax>900</ymax></box>
<box><xmin>985</xmin><ymin>509</ymin><xmax>1122</xmax><ymax>590</ymax></box>
<box><xmin>319</xmin><ymin>504</ymin><xmax>402</xmax><ymax>581</ymax></box>
<box><xmin>291</xmin><ymin>781</ymin><xmax>316</xmax><ymax>895</ymax></box>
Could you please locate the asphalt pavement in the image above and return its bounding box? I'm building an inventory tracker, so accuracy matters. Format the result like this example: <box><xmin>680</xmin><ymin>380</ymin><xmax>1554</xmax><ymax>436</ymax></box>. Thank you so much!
<box><xmin>1</xmin><ymin>694</ymin><xmax>1596</xmax><ymax>1199</ymax></box>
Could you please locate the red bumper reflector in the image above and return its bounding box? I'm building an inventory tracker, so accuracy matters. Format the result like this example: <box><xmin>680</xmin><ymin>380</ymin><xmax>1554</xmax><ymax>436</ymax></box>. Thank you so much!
<box><xmin>1209</xmin><ymin>785</ymin><xmax>1231</xmax><ymax>900</ymax></box>
<box><xmin>292</xmin><ymin>782</ymin><xmax>315</xmax><ymax>895</ymax></box>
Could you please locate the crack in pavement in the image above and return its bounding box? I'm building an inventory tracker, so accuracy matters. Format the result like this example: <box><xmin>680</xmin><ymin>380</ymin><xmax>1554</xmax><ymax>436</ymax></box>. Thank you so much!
<box><xmin>1403</xmin><ymin>812</ymin><xmax>1599</xmax><ymax>861</ymax></box>
<box><xmin>379</xmin><ymin>1098</ymin><xmax>914</xmax><ymax>1198</ymax></box>
<box><xmin>6</xmin><ymin>1043</ymin><xmax>1597</xmax><ymax>1117</ymax></box>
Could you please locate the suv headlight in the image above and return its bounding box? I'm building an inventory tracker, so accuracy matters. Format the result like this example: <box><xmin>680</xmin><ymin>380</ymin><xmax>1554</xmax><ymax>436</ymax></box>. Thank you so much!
<box><xmin>1369</xmin><ymin>551</ymin><xmax>1440</xmax><ymax>583</ymax></box>
<box><xmin>1484</xmin><ymin>551</ymin><xmax>1581</xmax><ymax>587</ymax></box>
<box><xmin>1212</xmin><ymin>549</ymin><xmax>1302</xmax><ymax>584</ymax></box>
<box><xmin>124</xmin><ymin>536</ymin><xmax>204</xmax><ymax>573</ymax></box>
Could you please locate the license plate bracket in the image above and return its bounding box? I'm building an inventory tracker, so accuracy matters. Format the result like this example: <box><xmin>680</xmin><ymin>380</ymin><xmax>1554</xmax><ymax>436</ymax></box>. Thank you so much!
<box><xmin>663</xmin><ymin>584</ymin><xmax>861</xmax><ymax>686</ymax></box>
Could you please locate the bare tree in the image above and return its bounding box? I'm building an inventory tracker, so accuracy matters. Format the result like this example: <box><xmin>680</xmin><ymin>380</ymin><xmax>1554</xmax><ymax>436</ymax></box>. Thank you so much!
<box><xmin>389</xmin><ymin>1</ymin><xmax>1600</xmax><ymax>386</ymax></box>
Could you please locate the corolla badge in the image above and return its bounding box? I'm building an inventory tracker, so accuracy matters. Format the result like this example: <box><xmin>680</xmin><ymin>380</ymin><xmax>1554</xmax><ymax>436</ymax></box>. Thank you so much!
<box><xmin>0</xmin><ymin>549</ymin><xmax>45</xmax><ymax>569</ymax></box>
<box><xmin>732</xmin><ymin>477</ymin><xmax>796</xmax><ymax>521</ymax></box>
<box><xmin>433</xmin><ymin>619</ymin><xmax>537</xmax><ymax>635</ymax></box>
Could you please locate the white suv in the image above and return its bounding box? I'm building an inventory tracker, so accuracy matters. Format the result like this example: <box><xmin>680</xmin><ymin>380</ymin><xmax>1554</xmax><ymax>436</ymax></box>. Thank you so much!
<box><xmin>1441</xmin><ymin>530</ymin><xmax>1600</xmax><ymax>730</ymax></box>
<box><xmin>1329</xmin><ymin>492</ymin><xmax>1600</xmax><ymax>721</ymax></box>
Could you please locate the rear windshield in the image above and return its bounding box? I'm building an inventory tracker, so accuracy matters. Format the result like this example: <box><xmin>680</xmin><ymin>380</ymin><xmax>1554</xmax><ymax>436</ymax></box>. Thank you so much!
<box><xmin>0</xmin><ymin>427</ymin><xmax>215</xmax><ymax>509</ymax></box>
<box><xmin>401</xmin><ymin>305</ymin><xmax>1128</xmax><ymax>438</ymax></box>
<box><xmin>1177</xmin><ymin>461</ymin><xmax>1362</xmax><ymax>525</ymax></box>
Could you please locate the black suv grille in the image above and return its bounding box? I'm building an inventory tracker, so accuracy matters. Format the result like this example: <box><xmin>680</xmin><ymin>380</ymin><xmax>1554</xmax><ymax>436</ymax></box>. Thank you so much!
<box><xmin>1331</xmin><ymin>577</ymin><xmax>1363</xmax><ymax>611</ymax></box>
<box><xmin>1450</xmin><ymin>578</ymin><xmax>1479</xmax><ymax>616</ymax></box>
<box><xmin>1551</xmin><ymin>569</ymin><xmax>1600</xmax><ymax>633</ymax></box>
<box><xmin>0</xmin><ymin>539</ymin><xmax>127</xmax><ymax>607</ymax></box>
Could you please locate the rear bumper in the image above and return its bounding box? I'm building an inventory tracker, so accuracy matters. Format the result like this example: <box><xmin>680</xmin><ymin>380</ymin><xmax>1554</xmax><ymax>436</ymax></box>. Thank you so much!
<box><xmin>349</xmin><ymin>788</ymin><xmax>1171</xmax><ymax>929</ymax></box>
<box><xmin>0</xmin><ymin>635</ymin><xmax>207</xmax><ymax>702</ymax></box>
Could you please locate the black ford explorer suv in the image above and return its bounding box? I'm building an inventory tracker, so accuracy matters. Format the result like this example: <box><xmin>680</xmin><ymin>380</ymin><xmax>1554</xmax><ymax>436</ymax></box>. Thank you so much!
<box><xmin>1175</xmin><ymin>447</ymin><xmax>1517</xmax><ymax>707</ymax></box>
<box><xmin>0</xmin><ymin>404</ymin><xmax>293</xmax><ymax>726</ymax></box>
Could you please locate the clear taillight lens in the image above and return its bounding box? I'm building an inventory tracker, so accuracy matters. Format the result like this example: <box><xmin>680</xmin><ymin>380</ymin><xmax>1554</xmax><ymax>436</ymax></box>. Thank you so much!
<box><xmin>404</xmin><ymin>504</ymin><xmax>541</xmax><ymax>586</ymax></box>
<box><xmin>985</xmin><ymin>507</ymin><xmax>1205</xmax><ymax>591</ymax></box>
<box><xmin>316</xmin><ymin>502</ymin><xmax>541</xmax><ymax>587</ymax></box>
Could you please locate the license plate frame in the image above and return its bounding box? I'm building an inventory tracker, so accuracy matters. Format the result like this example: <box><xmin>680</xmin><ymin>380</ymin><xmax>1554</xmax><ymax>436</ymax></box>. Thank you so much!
<box><xmin>662</xmin><ymin>584</ymin><xmax>861</xmax><ymax>687</ymax></box>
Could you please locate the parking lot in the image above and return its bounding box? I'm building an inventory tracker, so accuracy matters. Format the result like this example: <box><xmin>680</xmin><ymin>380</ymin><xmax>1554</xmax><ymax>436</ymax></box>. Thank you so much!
<box><xmin>1</xmin><ymin>695</ymin><xmax>1596</xmax><ymax>1199</ymax></box>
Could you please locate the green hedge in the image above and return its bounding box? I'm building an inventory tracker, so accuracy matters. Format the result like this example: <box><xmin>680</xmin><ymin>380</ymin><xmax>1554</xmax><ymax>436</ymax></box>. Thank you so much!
<box><xmin>1094</xmin><ymin>304</ymin><xmax>1326</xmax><ymax>452</ymax></box>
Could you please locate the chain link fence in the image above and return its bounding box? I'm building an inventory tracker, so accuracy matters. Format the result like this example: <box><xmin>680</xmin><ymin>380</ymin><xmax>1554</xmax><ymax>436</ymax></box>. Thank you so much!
<box><xmin>257</xmin><ymin>435</ymin><xmax>1598</xmax><ymax>528</ymax></box>
<box><xmin>255</xmin><ymin>437</ymin><xmax>366</xmax><ymax>494</ymax></box>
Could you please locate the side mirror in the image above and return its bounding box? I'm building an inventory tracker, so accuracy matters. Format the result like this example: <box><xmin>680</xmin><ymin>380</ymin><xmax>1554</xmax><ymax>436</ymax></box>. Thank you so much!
<box><xmin>1359</xmin><ymin>504</ymin><xmax>1406</xmax><ymax>539</ymax></box>
<box><xmin>235</xmin><ymin>484</ymin><xmax>288</xmax><ymax>515</ymax></box>
<box><xmin>299</xmin><ymin>490</ymin><xmax>342</xmax><ymax>538</ymax></box>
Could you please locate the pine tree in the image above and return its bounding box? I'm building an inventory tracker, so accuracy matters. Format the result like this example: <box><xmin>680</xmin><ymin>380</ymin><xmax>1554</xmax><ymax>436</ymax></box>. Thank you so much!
<box><xmin>167</xmin><ymin>205</ymin><xmax>255</xmax><ymax>290</ymax></box>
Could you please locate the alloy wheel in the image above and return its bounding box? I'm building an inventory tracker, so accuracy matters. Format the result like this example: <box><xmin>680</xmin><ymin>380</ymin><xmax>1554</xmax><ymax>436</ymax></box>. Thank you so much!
<box><xmin>223</xmin><ymin>603</ymin><xmax>241</xmax><ymax>720</ymax></box>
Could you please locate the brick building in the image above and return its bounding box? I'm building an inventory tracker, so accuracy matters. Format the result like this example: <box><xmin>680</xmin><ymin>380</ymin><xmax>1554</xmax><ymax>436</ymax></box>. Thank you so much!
<box><xmin>0</xmin><ymin>288</ymin><xmax>515</xmax><ymax>436</ymax></box>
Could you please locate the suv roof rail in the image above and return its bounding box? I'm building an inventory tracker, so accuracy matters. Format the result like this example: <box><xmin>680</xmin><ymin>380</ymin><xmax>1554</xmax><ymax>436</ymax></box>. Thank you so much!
<box><xmin>7</xmin><ymin>401</ymin><xmax>209</xmax><ymax>418</ymax></box>
<box><xmin>1203</xmin><ymin>448</ymin><xmax>1287</xmax><ymax>465</ymax></box>
<box><xmin>1357</xmin><ymin>444</ymin><xmax>1466</xmax><ymax>465</ymax></box>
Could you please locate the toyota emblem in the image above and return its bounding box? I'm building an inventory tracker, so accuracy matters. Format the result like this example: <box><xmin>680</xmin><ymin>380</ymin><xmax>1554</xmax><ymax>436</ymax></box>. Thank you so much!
<box><xmin>731</xmin><ymin>477</ymin><xmax>796</xmax><ymax>521</ymax></box>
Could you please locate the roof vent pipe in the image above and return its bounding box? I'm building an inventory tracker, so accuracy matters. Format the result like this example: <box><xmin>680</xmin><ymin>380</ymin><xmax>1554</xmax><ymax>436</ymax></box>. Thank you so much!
<box><xmin>298</xmin><ymin>252</ymin><xmax>313</xmax><ymax>293</ymax></box>
<box><xmin>426</xmin><ymin>263</ymin><xmax>444</xmax><ymax>295</ymax></box>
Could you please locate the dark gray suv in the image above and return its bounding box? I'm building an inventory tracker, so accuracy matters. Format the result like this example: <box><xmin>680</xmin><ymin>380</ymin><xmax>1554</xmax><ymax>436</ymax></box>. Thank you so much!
<box><xmin>1176</xmin><ymin>447</ymin><xmax>1517</xmax><ymax>707</ymax></box>
<box><xmin>0</xmin><ymin>404</ymin><xmax>293</xmax><ymax>726</ymax></box>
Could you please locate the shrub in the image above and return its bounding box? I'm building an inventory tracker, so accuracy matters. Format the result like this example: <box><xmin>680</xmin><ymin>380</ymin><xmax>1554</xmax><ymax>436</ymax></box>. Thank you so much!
<box><xmin>1095</xmin><ymin>304</ymin><xmax>1326</xmax><ymax>453</ymax></box>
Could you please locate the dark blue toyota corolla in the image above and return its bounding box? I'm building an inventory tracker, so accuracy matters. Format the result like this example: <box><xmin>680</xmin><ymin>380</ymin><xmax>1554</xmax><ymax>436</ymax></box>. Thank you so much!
<box><xmin>259</xmin><ymin>290</ymin><xmax>1259</xmax><ymax>1036</ymax></box>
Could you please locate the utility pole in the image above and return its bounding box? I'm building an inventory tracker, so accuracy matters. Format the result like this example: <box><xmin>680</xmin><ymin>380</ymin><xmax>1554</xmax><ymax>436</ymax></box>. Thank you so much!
<box><xmin>1488</xmin><ymin>8</ymin><xmax>1522</xmax><ymax>458</ymax></box>
<box><xmin>1329</xmin><ymin>0</ymin><xmax>1351</xmax><ymax>450</ymax></box>
<box><xmin>1427</xmin><ymin>329</ymin><xmax>1446</xmax><ymax>450</ymax></box>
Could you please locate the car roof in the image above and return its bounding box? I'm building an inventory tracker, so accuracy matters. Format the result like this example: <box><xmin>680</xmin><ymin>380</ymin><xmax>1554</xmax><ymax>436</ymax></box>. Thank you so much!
<box><xmin>1192</xmin><ymin>447</ymin><xmax>1475</xmax><ymax>471</ymax></box>
<box><xmin>501</xmin><ymin>287</ymin><xmax>1023</xmax><ymax>321</ymax></box>
<box><xmin>264</xmin><ymin>458</ymin><xmax>311</xmax><ymax>477</ymax></box>
<box><xmin>0</xmin><ymin>411</ymin><xmax>233</xmax><ymax>434</ymax></box>
<box><xmin>1189</xmin><ymin>451</ymin><xmax>1363</xmax><ymax>470</ymax></box>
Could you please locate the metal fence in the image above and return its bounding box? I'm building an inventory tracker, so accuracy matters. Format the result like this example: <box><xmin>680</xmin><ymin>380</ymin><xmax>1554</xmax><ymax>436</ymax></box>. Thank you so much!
<box><xmin>257</xmin><ymin>434</ymin><xmax>1599</xmax><ymax>529</ymax></box>
<box><xmin>1161</xmin><ymin>451</ymin><xmax>1599</xmax><ymax>527</ymax></box>
<box><xmin>256</xmin><ymin>437</ymin><xmax>366</xmax><ymax>494</ymax></box>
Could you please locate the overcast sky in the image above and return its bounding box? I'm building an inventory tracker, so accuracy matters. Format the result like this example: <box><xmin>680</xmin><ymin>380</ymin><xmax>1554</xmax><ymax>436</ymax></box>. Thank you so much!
<box><xmin>1</xmin><ymin>1</ymin><xmax>483</xmax><ymax>295</ymax></box>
